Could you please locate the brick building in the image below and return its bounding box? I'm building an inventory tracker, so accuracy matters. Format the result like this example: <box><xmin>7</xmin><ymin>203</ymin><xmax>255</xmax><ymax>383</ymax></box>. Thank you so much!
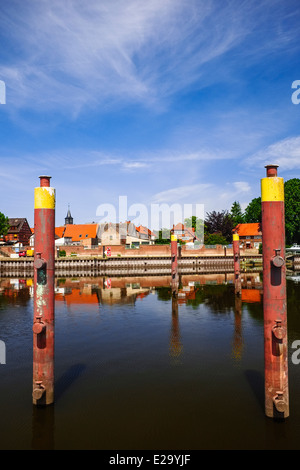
<box><xmin>4</xmin><ymin>218</ymin><xmax>32</xmax><ymax>246</ymax></box>
<box><xmin>234</xmin><ymin>223</ymin><xmax>262</xmax><ymax>249</ymax></box>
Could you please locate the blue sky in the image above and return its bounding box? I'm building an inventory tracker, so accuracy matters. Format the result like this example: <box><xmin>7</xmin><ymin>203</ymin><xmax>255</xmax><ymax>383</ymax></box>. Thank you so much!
<box><xmin>0</xmin><ymin>0</ymin><xmax>299</xmax><ymax>230</ymax></box>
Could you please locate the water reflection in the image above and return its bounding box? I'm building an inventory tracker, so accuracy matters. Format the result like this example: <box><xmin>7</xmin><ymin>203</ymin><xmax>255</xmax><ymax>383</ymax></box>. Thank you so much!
<box><xmin>31</xmin><ymin>405</ymin><xmax>55</xmax><ymax>450</ymax></box>
<box><xmin>233</xmin><ymin>295</ymin><xmax>243</xmax><ymax>361</ymax></box>
<box><xmin>170</xmin><ymin>296</ymin><xmax>183</xmax><ymax>362</ymax></box>
<box><xmin>0</xmin><ymin>272</ymin><xmax>263</xmax><ymax>310</ymax></box>
<box><xmin>4</xmin><ymin>271</ymin><xmax>299</xmax><ymax>450</ymax></box>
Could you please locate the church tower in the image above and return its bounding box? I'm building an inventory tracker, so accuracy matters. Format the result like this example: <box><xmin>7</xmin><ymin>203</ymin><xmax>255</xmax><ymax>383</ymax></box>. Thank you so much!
<box><xmin>65</xmin><ymin>204</ymin><xmax>73</xmax><ymax>225</ymax></box>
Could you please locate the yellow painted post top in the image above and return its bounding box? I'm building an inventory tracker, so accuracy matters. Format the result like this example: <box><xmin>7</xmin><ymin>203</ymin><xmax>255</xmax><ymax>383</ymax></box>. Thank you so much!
<box><xmin>34</xmin><ymin>187</ymin><xmax>56</xmax><ymax>209</ymax></box>
<box><xmin>233</xmin><ymin>233</ymin><xmax>239</xmax><ymax>241</ymax></box>
<box><xmin>261</xmin><ymin>177</ymin><xmax>284</xmax><ymax>202</ymax></box>
<box><xmin>171</xmin><ymin>234</ymin><xmax>177</xmax><ymax>241</ymax></box>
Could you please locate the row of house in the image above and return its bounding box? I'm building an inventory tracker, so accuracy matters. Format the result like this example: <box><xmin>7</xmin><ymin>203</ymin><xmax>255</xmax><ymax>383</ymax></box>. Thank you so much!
<box><xmin>0</xmin><ymin>214</ymin><xmax>262</xmax><ymax>250</ymax></box>
<box><xmin>53</xmin><ymin>222</ymin><xmax>157</xmax><ymax>248</ymax></box>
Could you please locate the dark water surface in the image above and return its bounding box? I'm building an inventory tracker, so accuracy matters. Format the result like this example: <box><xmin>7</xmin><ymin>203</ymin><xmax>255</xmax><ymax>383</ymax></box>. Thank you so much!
<box><xmin>0</xmin><ymin>272</ymin><xmax>300</xmax><ymax>450</ymax></box>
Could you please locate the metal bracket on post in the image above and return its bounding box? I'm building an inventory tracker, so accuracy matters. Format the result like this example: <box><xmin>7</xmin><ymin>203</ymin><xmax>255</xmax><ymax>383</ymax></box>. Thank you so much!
<box><xmin>272</xmin><ymin>320</ymin><xmax>285</xmax><ymax>356</ymax></box>
<box><xmin>32</xmin><ymin>381</ymin><xmax>46</xmax><ymax>401</ymax></box>
<box><xmin>273</xmin><ymin>391</ymin><xmax>286</xmax><ymax>414</ymax></box>
<box><xmin>271</xmin><ymin>249</ymin><xmax>284</xmax><ymax>268</ymax></box>
<box><xmin>33</xmin><ymin>315</ymin><xmax>46</xmax><ymax>335</ymax></box>
<box><xmin>34</xmin><ymin>252</ymin><xmax>47</xmax><ymax>285</ymax></box>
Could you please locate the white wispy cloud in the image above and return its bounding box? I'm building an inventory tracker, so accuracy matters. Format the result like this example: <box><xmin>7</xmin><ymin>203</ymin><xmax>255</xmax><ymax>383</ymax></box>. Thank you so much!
<box><xmin>1</xmin><ymin>0</ymin><xmax>295</xmax><ymax>115</ymax></box>
<box><xmin>246</xmin><ymin>136</ymin><xmax>300</xmax><ymax>170</ymax></box>
<box><xmin>233</xmin><ymin>181</ymin><xmax>251</xmax><ymax>193</ymax></box>
<box><xmin>151</xmin><ymin>184</ymin><xmax>212</xmax><ymax>204</ymax></box>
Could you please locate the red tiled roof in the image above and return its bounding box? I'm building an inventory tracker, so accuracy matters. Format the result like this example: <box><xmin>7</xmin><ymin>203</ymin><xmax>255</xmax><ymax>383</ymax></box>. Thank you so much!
<box><xmin>55</xmin><ymin>226</ymin><xmax>65</xmax><ymax>239</ymax></box>
<box><xmin>172</xmin><ymin>223</ymin><xmax>195</xmax><ymax>233</ymax></box>
<box><xmin>234</xmin><ymin>223</ymin><xmax>261</xmax><ymax>237</ymax></box>
<box><xmin>136</xmin><ymin>225</ymin><xmax>155</xmax><ymax>237</ymax></box>
<box><xmin>63</xmin><ymin>224</ymin><xmax>98</xmax><ymax>241</ymax></box>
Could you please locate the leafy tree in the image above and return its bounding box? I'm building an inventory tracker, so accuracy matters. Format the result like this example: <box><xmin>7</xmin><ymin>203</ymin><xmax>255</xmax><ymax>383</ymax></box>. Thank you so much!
<box><xmin>284</xmin><ymin>178</ymin><xmax>300</xmax><ymax>245</ymax></box>
<box><xmin>184</xmin><ymin>216</ymin><xmax>204</xmax><ymax>241</ymax></box>
<box><xmin>243</xmin><ymin>197</ymin><xmax>262</xmax><ymax>223</ymax></box>
<box><xmin>204</xmin><ymin>232</ymin><xmax>228</xmax><ymax>245</ymax></box>
<box><xmin>155</xmin><ymin>228</ymin><xmax>171</xmax><ymax>244</ymax></box>
<box><xmin>205</xmin><ymin>210</ymin><xmax>233</xmax><ymax>242</ymax></box>
<box><xmin>0</xmin><ymin>212</ymin><xmax>9</xmax><ymax>237</ymax></box>
<box><xmin>230</xmin><ymin>201</ymin><xmax>244</xmax><ymax>226</ymax></box>
<box><xmin>241</xmin><ymin>178</ymin><xmax>300</xmax><ymax>245</ymax></box>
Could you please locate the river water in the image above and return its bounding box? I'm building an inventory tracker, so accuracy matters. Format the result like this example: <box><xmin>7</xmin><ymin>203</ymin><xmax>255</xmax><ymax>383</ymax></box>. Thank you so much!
<box><xmin>0</xmin><ymin>272</ymin><xmax>299</xmax><ymax>450</ymax></box>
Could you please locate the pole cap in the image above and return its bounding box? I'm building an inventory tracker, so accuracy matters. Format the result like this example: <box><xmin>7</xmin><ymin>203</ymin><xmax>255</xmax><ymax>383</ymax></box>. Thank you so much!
<box><xmin>265</xmin><ymin>165</ymin><xmax>279</xmax><ymax>177</ymax></box>
<box><xmin>39</xmin><ymin>176</ymin><xmax>52</xmax><ymax>187</ymax></box>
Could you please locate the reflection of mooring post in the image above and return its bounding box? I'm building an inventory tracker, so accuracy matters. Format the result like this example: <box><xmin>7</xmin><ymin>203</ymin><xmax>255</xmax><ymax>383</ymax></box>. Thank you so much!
<box><xmin>233</xmin><ymin>231</ymin><xmax>241</xmax><ymax>296</ymax></box>
<box><xmin>170</xmin><ymin>296</ymin><xmax>182</xmax><ymax>359</ymax></box>
<box><xmin>171</xmin><ymin>233</ymin><xmax>178</xmax><ymax>296</ymax></box>
<box><xmin>33</xmin><ymin>176</ymin><xmax>55</xmax><ymax>406</ymax></box>
<box><xmin>261</xmin><ymin>164</ymin><xmax>289</xmax><ymax>419</ymax></box>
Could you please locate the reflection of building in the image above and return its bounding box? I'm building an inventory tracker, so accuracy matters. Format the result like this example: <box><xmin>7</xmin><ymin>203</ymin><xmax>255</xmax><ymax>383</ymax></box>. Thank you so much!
<box><xmin>241</xmin><ymin>289</ymin><xmax>262</xmax><ymax>303</ymax></box>
<box><xmin>54</xmin><ymin>278</ymin><xmax>152</xmax><ymax>307</ymax></box>
<box><xmin>234</xmin><ymin>223</ymin><xmax>262</xmax><ymax>250</ymax></box>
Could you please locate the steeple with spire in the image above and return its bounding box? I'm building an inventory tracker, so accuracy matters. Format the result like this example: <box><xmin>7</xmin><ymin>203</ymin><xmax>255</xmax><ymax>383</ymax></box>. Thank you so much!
<box><xmin>65</xmin><ymin>204</ymin><xmax>73</xmax><ymax>225</ymax></box>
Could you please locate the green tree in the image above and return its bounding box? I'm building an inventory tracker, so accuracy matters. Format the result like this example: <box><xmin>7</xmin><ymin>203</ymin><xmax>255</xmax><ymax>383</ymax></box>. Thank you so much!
<box><xmin>205</xmin><ymin>210</ymin><xmax>233</xmax><ymax>242</ymax></box>
<box><xmin>204</xmin><ymin>232</ymin><xmax>228</xmax><ymax>245</ymax></box>
<box><xmin>184</xmin><ymin>216</ymin><xmax>204</xmax><ymax>241</ymax></box>
<box><xmin>243</xmin><ymin>197</ymin><xmax>262</xmax><ymax>223</ymax></box>
<box><xmin>284</xmin><ymin>178</ymin><xmax>300</xmax><ymax>245</ymax></box>
<box><xmin>230</xmin><ymin>201</ymin><xmax>244</xmax><ymax>226</ymax></box>
<box><xmin>0</xmin><ymin>212</ymin><xmax>9</xmax><ymax>237</ymax></box>
<box><xmin>241</xmin><ymin>178</ymin><xmax>300</xmax><ymax>245</ymax></box>
<box><xmin>155</xmin><ymin>228</ymin><xmax>171</xmax><ymax>244</ymax></box>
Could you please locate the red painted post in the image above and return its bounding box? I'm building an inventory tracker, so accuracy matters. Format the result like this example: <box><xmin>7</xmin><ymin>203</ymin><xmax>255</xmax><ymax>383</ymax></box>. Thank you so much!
<box><xmin>33</xmin><ymin>176</ymin><xmax>55</xmax><ymax>406</ymax></box>
<box><xmin>171</xmin><ymin>233</ymin><xmax>178</xmax><ymax>295</ymax></box>
<box><xmin>232</xmin><ymin>231</ymin><xmax>241</xmax><ymax>296</ymax></box>
<box><xmin>261</xmin><ymin>164</ymin><xmax>289</xmax><ymax>418</ymax></box>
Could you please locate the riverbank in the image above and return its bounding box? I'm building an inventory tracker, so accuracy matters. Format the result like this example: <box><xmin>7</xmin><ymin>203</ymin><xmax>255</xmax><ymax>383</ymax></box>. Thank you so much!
<box><xmin>0</xmin><ymin>253</ymin><xmax>261</xmax><ymax>277</ymax></box>
<box><xmin>1</xmin><ymin>253</ymin><xmax>298</xmax><ymax>278</ymax></box>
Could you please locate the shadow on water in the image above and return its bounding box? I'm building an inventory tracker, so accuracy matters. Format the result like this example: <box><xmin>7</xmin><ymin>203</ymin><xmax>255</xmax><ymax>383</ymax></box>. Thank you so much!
<box><xmin>55</xmin><ymin>363</ymin><xmax>87</xmax><ymax>401</ymax></box>
<box><xmin>244</xmin><ymin>369</ymin><xmax>265</xmax><ymax>413</ymax></box>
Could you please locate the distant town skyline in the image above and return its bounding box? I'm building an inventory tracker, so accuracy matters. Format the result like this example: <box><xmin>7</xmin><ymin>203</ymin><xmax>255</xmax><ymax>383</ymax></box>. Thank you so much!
<box><xmin>0</xmin><ymin>0</ymin><xmax>299</xmax><ymax>229</ymax></box>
